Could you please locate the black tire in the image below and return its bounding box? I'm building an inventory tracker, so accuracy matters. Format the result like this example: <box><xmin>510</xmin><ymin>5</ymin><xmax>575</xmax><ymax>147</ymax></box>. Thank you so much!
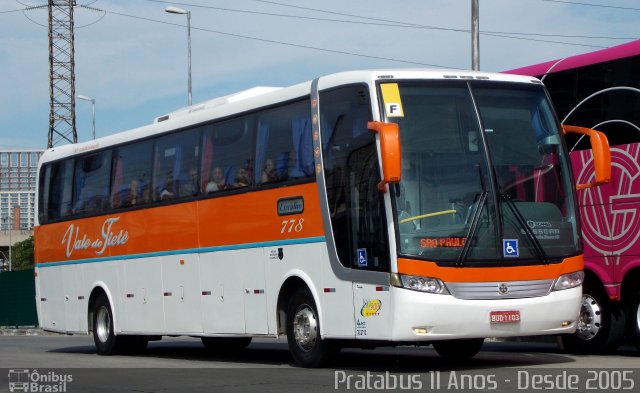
<box><xmin>626</xmin><ymin>287</ymin><xmax>640</xmax><ymax>352</ymax></box>
<box><xmin>201</xmin><ymin>337</ymin><xmax>252</xmax><ymax>353</ymax></box>
<box><xmin>92</xmin><ymin>294</ymin><xmax>126</xmax><ymax>355</ymax></box>
<box><xmin>433</xmin><ymin>338</ymin><xmax>484</xmax><ymax>361</ymax></box>
<box><xmin>560</xmin><ymin>279</ymin><xmax>625</xmax><ymax>354</ymax></box>
<box><xmin>286</xmin><ymin>289</ymin><xmax>336</xmax><ymax>367</ymax></box>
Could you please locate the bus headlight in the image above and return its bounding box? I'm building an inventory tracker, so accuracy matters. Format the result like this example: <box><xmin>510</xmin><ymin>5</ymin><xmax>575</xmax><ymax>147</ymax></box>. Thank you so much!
<box><xmin>390</xmin><ymin>273</ymin><xmax>450</xmax><ymax>294</ymax></box>
<box><xmin>552</xmin><ymin>271</ymin><xmax>584</xmax><ymax>291</ymax></box>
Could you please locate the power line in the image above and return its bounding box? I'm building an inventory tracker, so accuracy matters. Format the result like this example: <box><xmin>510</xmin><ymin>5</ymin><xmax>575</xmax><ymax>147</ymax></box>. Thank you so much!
<box><xmin>78</xmin><ymin>5</ymin><xmax>455</xmax><ymax>69</ymax></box>
<box><xmin>0</xmin><ymin>6</ymin><xmax>45</xmax><ymax>14</ymax></box>
<box><xmin>6</xmin><ymin>2</ymin><xmax>630</xmax><ymax>47</ymax></box>
<box><xmin>481</xmin><ymin>31</ymin><xmax>604</xmax><ymax>48</ymax></box>
<box><xmin>141</xmin><ymin>0</ymin><xmax>629</xmax><ymax>46</ymax></box>
<box><xmin>247</xmin><ymin>0</ymin><xmax>634</xmax><ymax>40</ymax></box>
<box><xmin>540</xmin><ymin>0</ymin><xmax>640</xmax><ymax>11</ymax></box>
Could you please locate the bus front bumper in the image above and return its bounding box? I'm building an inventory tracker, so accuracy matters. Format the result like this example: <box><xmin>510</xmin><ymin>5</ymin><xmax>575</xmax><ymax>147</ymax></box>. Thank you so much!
<box><xmin>390</xmin><ymin>285</ymin><xmax>581</xmax><ymax>341</ymax></box>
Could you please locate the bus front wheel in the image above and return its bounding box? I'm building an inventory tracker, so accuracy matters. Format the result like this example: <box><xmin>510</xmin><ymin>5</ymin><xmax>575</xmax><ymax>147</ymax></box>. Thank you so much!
<box><xmin>433</xmin><ymin>338</ymin><xmax>484</xmax><ymax>361</ymax></box>
<box><xmin>560</xmin><ymin>280</ymin><xmax>625</xmax><ymax>354</ymax></box>
<box><xmin>286</xmin><ymin>289</ymin><xmax>336</xmax><ymax>367</ymax></box>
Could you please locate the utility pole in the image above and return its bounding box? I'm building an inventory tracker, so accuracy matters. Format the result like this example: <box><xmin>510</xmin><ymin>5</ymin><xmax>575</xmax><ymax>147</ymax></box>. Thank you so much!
<box><xmin>471</xmin><ymin>0</ymin><xmax>480</xmax><ymax>71</ymax></box>
<box><xmin>48</xmin><ymin>0</ymin><xmax>78</xmax><ymax>148</ymax></box>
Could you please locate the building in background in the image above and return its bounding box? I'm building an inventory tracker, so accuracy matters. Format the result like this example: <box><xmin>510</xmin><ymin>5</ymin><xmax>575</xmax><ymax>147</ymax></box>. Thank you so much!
<box><xmin>0</xmin><ymin>147</ymin><xmax>43</xmax><ymax>239</ymax></box>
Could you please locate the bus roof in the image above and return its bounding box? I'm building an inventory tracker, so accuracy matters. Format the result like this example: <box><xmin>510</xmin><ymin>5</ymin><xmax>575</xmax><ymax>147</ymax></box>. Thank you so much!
<box><xmin>505</xmin><ymin>39</ymin><xmax>640</xmax><ymax>77</ymax></box>
<box><xmin>40</xmin><ymin>69</ymin><xmax>539</xmax><ymax>164</ymax></box>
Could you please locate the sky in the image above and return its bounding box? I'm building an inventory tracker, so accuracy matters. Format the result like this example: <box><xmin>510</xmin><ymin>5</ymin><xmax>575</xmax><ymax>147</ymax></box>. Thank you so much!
<box><xmin>0</xmin><ymin>0</ymin><xmax>637</xmax><ymax>149</ymax></box>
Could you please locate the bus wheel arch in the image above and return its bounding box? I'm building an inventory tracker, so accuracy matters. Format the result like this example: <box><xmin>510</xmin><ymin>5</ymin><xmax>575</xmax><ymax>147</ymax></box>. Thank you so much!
<box><xmin>276</xmin><ymin>274</ymin><xmax>320</xmax><ymax>335</ymax></box>
<box><xmin>87</xmin><ymin>285</ymin><xmax>111</xmax><ymax>334</ymax></box>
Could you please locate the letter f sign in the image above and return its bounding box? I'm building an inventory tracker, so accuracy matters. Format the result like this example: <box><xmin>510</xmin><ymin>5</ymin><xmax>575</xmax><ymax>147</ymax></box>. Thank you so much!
<box><xmin>385</xmin><ymin>102</ymin><xmax>404</xmax><ymax>117</ymax></box>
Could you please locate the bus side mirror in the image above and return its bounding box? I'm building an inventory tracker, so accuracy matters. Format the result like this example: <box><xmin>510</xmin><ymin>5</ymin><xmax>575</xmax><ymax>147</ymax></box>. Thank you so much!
<box><xmin>368</xmin><ymin>121</ymin><xmax>402</xmax><ymax>192</ymax></box>
<box><xmin>562</xmin><ymin>125</ymin><xmax>611</xmax><ymax>190</ymax></box>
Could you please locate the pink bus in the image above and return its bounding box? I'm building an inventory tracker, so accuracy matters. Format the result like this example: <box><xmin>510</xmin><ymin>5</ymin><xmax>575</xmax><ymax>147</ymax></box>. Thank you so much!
<box><xmin>507</xmin><ymin>40</ymin><xmax>640</xmax><ymax>353</ymax></box>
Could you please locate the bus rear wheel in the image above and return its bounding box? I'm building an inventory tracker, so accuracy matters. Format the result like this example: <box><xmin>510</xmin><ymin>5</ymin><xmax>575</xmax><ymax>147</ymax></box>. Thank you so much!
<box><xmin>433</xmin><ymin>338</ymin><xmax>484</xmax><ymax>361</ymax></box>
<box><xmin>560</xmin><ymin>280</ymin><xmax>625</xmax><ymax>354</ymax></box>
<box><xmin>286</xmin><ymin>289</ymin><xmax>336</xmax><ymax>368</ymax></box>
<box><xmin>92</xmin><ymin>294</ymin><xmax>126</xmax><ymax>355</ymax></box>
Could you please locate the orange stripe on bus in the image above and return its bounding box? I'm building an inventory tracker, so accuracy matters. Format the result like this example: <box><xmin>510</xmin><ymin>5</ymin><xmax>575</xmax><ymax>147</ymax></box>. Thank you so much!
<box><xmin>397</xmin><ymin>255</ymin><xmax>583</xmax><ymax>282</ymax></box>
<box><xmin>35</xmin><ymin>183</ymin><xmax>324</xmax><ymax>264</ymax></box>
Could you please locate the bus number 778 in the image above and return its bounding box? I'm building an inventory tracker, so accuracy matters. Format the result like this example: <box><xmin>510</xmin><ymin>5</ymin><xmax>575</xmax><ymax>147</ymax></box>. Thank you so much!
<box><xmin>281</xmin><ymin>218</ymin><xmax>304</xmax><ymax>234</ymax></box>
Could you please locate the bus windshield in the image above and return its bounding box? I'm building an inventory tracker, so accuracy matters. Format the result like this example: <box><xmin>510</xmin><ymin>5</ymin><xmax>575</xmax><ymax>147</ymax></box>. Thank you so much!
<box><xmin>386</xmin><ymin>81</ymin><xmax>580</xmax><ymax>265</ymax></box>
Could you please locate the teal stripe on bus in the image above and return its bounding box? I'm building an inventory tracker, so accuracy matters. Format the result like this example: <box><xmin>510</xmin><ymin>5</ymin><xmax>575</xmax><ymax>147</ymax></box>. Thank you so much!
<box><xmin>36</xmin><ymin>236</ymin><xmax>327</xmax><ymax>268</ymax></box>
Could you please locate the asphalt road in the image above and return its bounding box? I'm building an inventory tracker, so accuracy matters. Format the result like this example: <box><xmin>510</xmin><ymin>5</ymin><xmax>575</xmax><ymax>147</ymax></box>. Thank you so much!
<box><xmin>0</xmin><ymin>335</ymin><xmax>638</xmax><ymax>392</ymax></box>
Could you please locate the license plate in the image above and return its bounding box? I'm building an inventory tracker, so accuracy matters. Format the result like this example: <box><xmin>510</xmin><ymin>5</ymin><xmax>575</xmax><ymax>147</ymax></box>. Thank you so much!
<box><xmin>490</xmin><ymin>310</ymin><xmax>520</xmax><ymax>324</ymax></box>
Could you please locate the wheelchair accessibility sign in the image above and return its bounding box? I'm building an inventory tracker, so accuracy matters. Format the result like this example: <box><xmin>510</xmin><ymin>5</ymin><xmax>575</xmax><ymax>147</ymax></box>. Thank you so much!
<box><xmin>357</xmin><ymin>248</ymin><xmax>368</xmax><ymax>267</ymax></box>
<box><xmin>503</xmin><ymin>239</ymin><xmax>519</xmax><ymax>257</ymax></box>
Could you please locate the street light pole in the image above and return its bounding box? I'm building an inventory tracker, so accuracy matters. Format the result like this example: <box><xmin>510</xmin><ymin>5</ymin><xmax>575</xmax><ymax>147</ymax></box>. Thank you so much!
<box><xmin>165</xmin><ymin>6</ymin><xmax>192</xmax><ymax>106</ymax></box>
<box><xmin>77</xmin><ymin>94</ymin><xmax>96</xmax><ymax>139</ymax></box>
<box><xmin>471</xmin><ymin>0</ymin><xmax>480</xmax><ymax>71</ymax></box>
<box><xmin>8</xmin><ymin>218</ymin><xmax>11</xmax><ymax>272</ymax></box>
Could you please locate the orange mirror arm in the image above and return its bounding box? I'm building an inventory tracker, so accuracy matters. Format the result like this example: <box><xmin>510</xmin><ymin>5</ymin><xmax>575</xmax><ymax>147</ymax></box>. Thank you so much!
<box><xmin>562</xmin><ymin>124</ymin><xmax>611</xmax><ymax>190</ymax></box>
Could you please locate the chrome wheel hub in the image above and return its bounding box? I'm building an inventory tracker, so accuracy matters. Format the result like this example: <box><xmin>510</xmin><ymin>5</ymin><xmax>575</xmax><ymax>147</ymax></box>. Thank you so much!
<box><xmin>96</xmin><ymin>306</ymin><xmax>111</xmax><ymax>343</ymax></box>
<box><xmin>293</xmin><ymin>305</ymin><xmax>317</xmax><ymax>351</ymax></box>
<box><xmin>576</xmin><ymin>294</ymin><xmax>602</xmax><ymax>341</ymax></box>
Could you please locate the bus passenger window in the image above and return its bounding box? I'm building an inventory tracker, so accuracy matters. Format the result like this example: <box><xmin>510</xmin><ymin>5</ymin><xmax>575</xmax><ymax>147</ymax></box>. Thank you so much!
<box><xmin>202</xmin><ymin>117</ymin><xmax>254</xmax><ymax>192</ymax></box>
<box><xmin>73</xmin><ymin>152</ymin><xmax>112</xmax><ymax>215</ymax></box>
<box><xmin>153</xmin><ymin>128</ymin><xmax>202</xmax><ymax>202</ymax></box>
<box><xmin>111</xmin><ymin>141</ymin><xmax>152</xmax><ymax>208</ymax></box>
<box><xmin>254</xmin><ymin>100</ymin><xmax>313</xmax><ymax>186</ymax></box>
<box><xmin>41</xmin><ymin>160</ymin><xmax>74</xmax><ymax>221</ymax></box>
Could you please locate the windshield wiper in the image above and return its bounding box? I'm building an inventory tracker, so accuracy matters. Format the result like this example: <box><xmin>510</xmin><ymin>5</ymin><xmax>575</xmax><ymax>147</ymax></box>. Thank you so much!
<box><xmin>456</xmin><ymin>191</ymin><xmax>488</xmax><ymax>266</ymax></box>
<box><xmin>500</xmin><ymin>192</ymin><xmax>549</xmax><ymax>264</ymax></box>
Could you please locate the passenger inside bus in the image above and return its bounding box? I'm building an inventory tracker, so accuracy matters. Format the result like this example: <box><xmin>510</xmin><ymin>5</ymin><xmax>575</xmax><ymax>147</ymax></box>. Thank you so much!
<box><xmin>159</xmin><ymin>174</ymin><xmax>175</xmax><ymax>200</ymax></box>
<box><xmin>232</xmin><ymin>167</ymin><xmax>251</xmax><ymax>188</ymax></box>
<box><xmin>261</xmin><ymin>158</ymin><xmax>278</xmax><ymax>183</ymax></box>
<box><xmin>205</xmin><ymin>166</ymin><xmax>226</xmax><ymax>192</ymax></box>
<box><xmin>128</xmin><ymin>179</ymin><xmax>141</xmax><ymax>206</ymax></box>
<box><xmin>178</xmin><ymin>168</ymin><xmax>199</xmax><ymax>197</ymax></box>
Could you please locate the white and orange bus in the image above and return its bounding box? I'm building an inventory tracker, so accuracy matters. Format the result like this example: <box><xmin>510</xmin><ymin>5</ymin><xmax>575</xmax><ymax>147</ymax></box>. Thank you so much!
<box><xmin>35</xmin><ymin>70</ymin><xmax>609</xmax><ymax>367</ymax></box>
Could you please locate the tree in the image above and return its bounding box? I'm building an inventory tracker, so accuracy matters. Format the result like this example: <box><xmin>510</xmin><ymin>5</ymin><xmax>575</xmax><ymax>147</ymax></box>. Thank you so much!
<box><xmin>11</xmin><ymin>235</ymin><xmax>34</xmax><ymax>271</ymax></box>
